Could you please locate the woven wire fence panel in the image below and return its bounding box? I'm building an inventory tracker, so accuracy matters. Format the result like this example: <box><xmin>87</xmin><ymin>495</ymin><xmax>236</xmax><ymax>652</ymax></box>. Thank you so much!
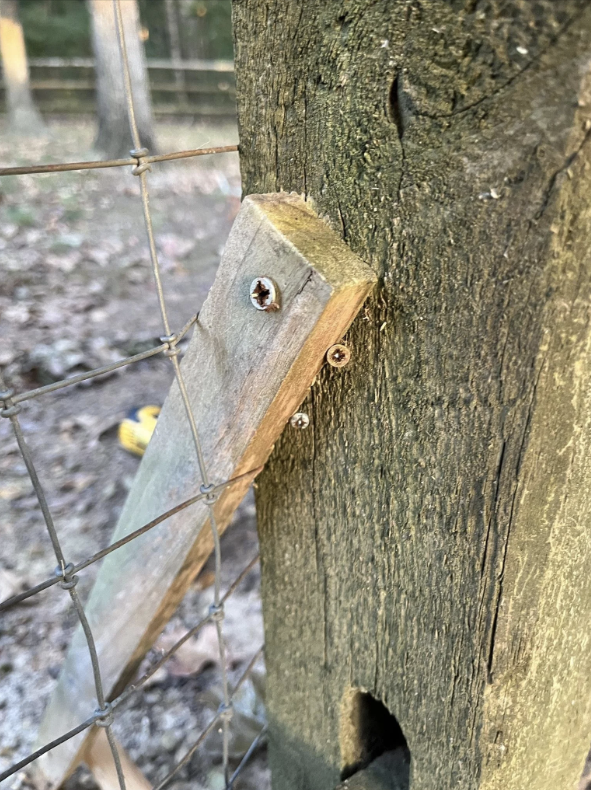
<box><xmin>0</xmin><ymin>3</ymin><xmax>265</xmax><ymax>788</ymax></box>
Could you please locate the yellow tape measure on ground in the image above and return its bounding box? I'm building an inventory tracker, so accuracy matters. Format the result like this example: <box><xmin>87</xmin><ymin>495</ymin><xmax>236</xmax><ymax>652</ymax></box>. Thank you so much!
<box><xmin>118</xmin><ymin>405</ymin><xmax>161</xmax><ymax>457</ymax></box>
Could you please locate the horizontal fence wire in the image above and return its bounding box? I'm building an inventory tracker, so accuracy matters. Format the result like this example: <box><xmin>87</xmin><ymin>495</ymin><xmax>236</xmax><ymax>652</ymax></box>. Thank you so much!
<box><xmin>0</xmin><ymin>0</ymin><xmax>266</xmax><ymax>787</ymax></box>
<box><xmin>0</xmin><ymin>472</ymin><xmax>262</xmax><ymax>611</ymax></box>
<box><xmin>0</xmin><ymin>144</ymin><xmax>238</xmax><ymax>177</ymax></box>
<box><xmin>11</xmin><ymin>311</ymin><xmax>197</xmax><ymax>405</ymax></box>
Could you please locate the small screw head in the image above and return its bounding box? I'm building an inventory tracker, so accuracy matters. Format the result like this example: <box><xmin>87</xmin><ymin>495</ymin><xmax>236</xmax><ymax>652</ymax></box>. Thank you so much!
<box><xmin>250</xmin><ymin>276</ymin><xmax>280</xmax><ymax>312</ymax></box>
<box><xmin>327</xmin><ymin>344</ymin><xmax>351</xmax><ymax>368</ymax></box>
<box><xmin>290</xmin><ymin>412</ymin><xmax>310</xmax><ymax>429</ymax></box>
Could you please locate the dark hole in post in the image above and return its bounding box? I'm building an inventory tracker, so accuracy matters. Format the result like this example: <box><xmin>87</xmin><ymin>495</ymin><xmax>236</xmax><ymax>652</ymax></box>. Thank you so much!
<box><xmin>388</xmin><ymin>75</ymin><xmax>404</xmax><ymax>140</ymax></box>
<box><xmin>341</xmin><ymin>691</ymin><xmax>410</xmax><ymax>788</ymax></box>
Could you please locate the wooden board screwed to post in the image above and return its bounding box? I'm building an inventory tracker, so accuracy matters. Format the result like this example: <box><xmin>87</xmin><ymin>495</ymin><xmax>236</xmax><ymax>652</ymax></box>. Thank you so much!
<box><xmin>35</xmin><ymin>192</ymin><xmax>376</xmax><ymax>788</ymax></box>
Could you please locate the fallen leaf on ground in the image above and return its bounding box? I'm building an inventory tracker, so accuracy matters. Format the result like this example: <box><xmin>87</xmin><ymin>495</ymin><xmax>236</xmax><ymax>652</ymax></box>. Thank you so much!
<box><xmin>193</xmin><ymin>569</ymin><xmax>216</xmax><ymax>591</ymax></box>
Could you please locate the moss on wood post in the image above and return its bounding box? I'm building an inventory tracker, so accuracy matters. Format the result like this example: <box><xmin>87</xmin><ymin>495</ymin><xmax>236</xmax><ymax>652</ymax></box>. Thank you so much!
<box><xmin>233</xmin><ymin>2</ymin><xmax>591</xmax><ymax>789</ymax></box>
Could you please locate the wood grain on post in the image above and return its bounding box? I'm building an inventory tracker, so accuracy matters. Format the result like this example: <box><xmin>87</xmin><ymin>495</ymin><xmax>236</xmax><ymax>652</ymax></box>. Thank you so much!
<box><xmin>35</xmin><ymin>192</ymin><xmax>375</xmax><ymax>787</ymax></box>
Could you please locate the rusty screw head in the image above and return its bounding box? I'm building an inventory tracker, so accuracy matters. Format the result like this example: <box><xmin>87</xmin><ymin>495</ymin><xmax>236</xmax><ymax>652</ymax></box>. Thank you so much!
<box><xmin>327</xmin><ymin>343</ymin><xmax>351</xmax><ymax>368</ymax></box>
<box><xmin>290</xmin><ymin>412</ymin><xmax>310</xmax><ymax>429</ymax></box>
<box><xmin>250</xmin><ymin>276</ymin><xmax>280</xmax><ymax>312</ymax></box>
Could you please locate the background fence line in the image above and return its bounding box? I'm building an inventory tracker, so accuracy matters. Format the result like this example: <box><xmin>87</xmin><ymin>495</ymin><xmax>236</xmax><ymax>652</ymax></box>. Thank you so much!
<box><xmin>0</xmin><ymin>56</ymin><xmax>236</xmax><ymax>117</ymax></box>
<box><xmin>26</xmin><ymin>57</ymin><xmax>235</xmax><ymax>71</ymax></box>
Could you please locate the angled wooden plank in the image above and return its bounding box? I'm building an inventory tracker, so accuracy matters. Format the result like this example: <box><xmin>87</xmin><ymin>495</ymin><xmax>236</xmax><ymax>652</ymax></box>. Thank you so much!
<box><xmin>35</xmin><ymin>192</ymin><xmax>376</xmax><ymax>787</ymax></box>
<box><xmin>84</xmin><ymin>732</ymin><xmax>152</xmax><ymax>790</ymax></box>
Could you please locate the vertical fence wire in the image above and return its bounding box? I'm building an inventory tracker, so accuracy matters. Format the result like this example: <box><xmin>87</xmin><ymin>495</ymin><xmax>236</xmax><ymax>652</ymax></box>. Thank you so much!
<box><xmin>112</xmin><ymin>0</ymin><xmax>233</xmax><ymax>782</ymax></box>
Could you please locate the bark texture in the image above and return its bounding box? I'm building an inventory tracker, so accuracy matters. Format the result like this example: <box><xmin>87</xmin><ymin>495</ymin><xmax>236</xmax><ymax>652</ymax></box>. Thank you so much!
<box><xmin>0</xmin><ymin>0</ymin><xmax>45</xmax><ymax>133</ymax></box>
<box><xmin>232</xmin><ymin>2</ymin><xmax>591</xmax><ymax>789</ymax></box>
<box><xmin>87</xmin><ymin>0</ymin><xmax>155</xmax><ymax>158</ymax></box>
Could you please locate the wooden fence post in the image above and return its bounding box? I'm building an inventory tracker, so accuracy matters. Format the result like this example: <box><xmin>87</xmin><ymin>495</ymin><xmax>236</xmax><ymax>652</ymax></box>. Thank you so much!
<box><xmin>233</xmin><ymin>2</ymin><xmax>591</xmax><ymax>788</ymax></box>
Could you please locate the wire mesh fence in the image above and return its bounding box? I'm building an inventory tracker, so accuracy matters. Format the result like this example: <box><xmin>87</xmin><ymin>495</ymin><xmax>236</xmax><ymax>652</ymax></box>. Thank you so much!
<box><xmin>0</xmin><ymin>2</ymin><xmax>264</xmax><ymax>788</ymax></box>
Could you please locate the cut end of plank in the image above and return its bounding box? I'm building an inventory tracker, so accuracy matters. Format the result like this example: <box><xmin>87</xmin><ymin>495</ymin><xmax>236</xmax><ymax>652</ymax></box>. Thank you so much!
<box><xmin>245</xmin><ymin>193</ymin><xmax>376</xmax><ymax>292</ymax></box>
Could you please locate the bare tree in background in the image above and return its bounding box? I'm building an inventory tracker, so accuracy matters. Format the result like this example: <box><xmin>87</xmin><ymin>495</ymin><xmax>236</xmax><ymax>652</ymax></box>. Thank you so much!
<box><xmin>0</xmin><ymin>0</ymin><xmax>45</xmax><ymax>134</ymax></box>
<box><xmin>164</xmin><ymin>0</ymin><xmax>187</xmax><ymax>107</ymax></box>
<box><xmin>87</xmin><ymin>0</ymin><xmax>155</xmax><ymax>158</ymax></box>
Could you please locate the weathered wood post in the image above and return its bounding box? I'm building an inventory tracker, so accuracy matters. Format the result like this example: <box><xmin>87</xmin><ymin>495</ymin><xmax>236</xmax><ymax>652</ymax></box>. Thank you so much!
<box><xmin>233</xmin><ymin>2</ymin><xmax>591</xmax><ymax>789</ymax></box>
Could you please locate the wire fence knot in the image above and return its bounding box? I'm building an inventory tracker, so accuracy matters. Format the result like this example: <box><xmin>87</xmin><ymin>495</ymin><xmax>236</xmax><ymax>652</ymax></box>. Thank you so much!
<box><xmin>160</xmin><ymin>333</ymin><xmax>180</xmax><ymax>358</ymax></box>
<box><xmin>209</xmin><ymin>602</ymin><xmax>225</xmax><ymax>623</ymax></box>
<box><xmin>55</xmin><ymin>562</ymin><xmax>79</xmax><ymax>590</ymax></box>
<box><xmin>94</xmin><ymin>702</ymin><xmax>114</xmax><ymax>728</ymax></box>
<box><xmin>200</xmin><ymin>483</ymin><xmax>219</xmax><ymax>505</ymax></box>
<box><xmin>130</xmin><ymin>147</ymin><xmax>151</xmax><ymax>176</ymax></box>
<box><xmin>1</xmin><ymin>404</ymin><xmax>21</xmax><ymax>418</ymax></box>
<box><xmin>217</xmin><ymin>702</ymin><xmax>233</xmax><ymax>724</ymax></box>
<box><xmin>0</xmin><ymin>389</ymin><xmax>21</xmax><ymax>418</ymax></box>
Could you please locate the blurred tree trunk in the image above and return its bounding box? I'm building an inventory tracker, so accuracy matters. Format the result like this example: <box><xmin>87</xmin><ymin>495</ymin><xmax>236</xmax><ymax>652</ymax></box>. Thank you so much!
<box><xmin>0</xmin><ymin>0</ymin><xmax>45</xmax><ymax>134</ymax></box>
<box><xmin>87</xmin><ymin>0</ymin><xmax>155</xmax><ymax>158</ymax></box>
<box><xmin>233</xmin><ymin>1</ymin><xmax>591</xmax><ymax>789</ymax></box>
<box><xmin>164</xmin><ymin>0</ymin><xmax>186</xmax><ymax>106</ymax></box>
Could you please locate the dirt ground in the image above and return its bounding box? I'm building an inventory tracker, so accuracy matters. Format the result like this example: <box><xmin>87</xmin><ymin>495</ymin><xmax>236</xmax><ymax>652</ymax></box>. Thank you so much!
<box><xmin>0</xmin><ymin>118</ymin><xmax>269</xmax><ymax>790</ymax></box>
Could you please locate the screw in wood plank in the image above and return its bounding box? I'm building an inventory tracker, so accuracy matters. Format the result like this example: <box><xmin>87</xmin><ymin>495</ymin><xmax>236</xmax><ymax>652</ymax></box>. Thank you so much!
<box><xmin>250</xmin><ymin>276</ymin><xmax>280</xmax><ymax>311</ymax></box>
<box><xmin>327</xmin><ymin>344</ymin><xmax>351</xmax><ymax>368</ymax></box>
<box><xmin>290</xmin><ymin>412</ymin><xmax>310</xmax><ymax>429</ymax></box>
